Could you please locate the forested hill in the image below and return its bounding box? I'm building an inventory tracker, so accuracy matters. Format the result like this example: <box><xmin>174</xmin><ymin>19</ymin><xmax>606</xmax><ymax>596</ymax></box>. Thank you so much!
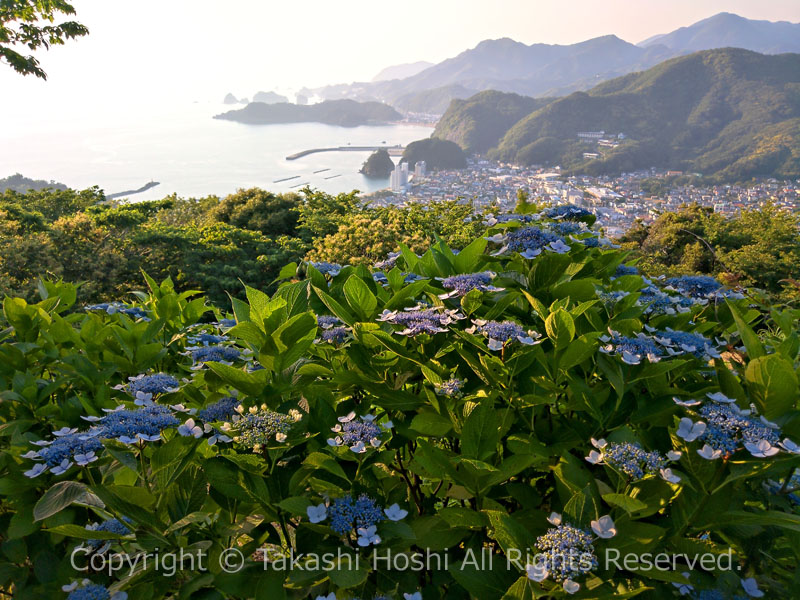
<box><xmin>434</xmin><ymin>48</ymin><xmax>800</xmax><ymax>180</ymax></box>
<box><xmin>214</xmin><ymin>99</ymin><xmax>401</xmax><ymax>127</ymax></box>
<box><xmin>433</xmin><ymin>91</ymin><xmax>554</xmax><ymax>153</ymax></box>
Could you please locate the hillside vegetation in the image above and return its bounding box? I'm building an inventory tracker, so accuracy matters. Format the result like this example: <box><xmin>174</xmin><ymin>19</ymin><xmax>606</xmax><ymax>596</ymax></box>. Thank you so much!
<box><xmin>434</xmin><ymin>91</ymin><xmax>554</xmax><ymax>153</ymax></box>
<box><xmin>480</xmin><ymin>49</ymin><xmax>800</xmax><ymax>180</ymax></box>
<box><xmin>401</xmin><ymin>138</ymin><xmax>467</xmax><ymax>170</ymax></box>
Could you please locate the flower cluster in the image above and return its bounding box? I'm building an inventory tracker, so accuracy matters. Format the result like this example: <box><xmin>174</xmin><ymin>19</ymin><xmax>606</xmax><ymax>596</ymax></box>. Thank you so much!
<box><xmin>23</xmin><ymin>432</ymin><xmax>104</xmax><ymax>478</ymax></box>
<box><xmin>435</xmin><ymin>378</ymin><xmax>465</xmax><ymax>397</ymax></box>
<box><xmin>309</xmin><ymin>261</ymin><xmax>342</xmax><ymax>277</ymax></box>
<box><xmin>597</xmin><ymin>290</ymin><xmax>630</xmax><ymax>307</ymax></box>
<box><xmin>189</xmin><ymin>345</ymin><xmax>241</xmax><ymax>365</ymax></box>
<box><xmin>196</xmin><ymin>396</ymin><xmax>241</xmax><ymax>423</ymax></box>
<box><xmin>122</xmin><ymin>373</ymin><xmax>180</xmax><ymax>397</ymax></box>
<box><xmin>328</xmin><ymin>412</ymin><xmax>391</xmax><ymax>453</ymax></box>
<box><xmin>526</xmin><ymin>512</ymin><xmax>616</xmax><ymax>594</ymax></box>
<box><xmin>613</xmin><ymin>264</ymin><xmax>639</xmax><ymax>278</ymax></box>
<box><xmin>85</xmin><ymin>302</ymin><xmax>149</xmax><ymax>320</ymax></box>
<box><xmin>317</xmin><ymin>315</ymin><xmax>342</xmax><ymax>329</ymax></box>
<box><xmin>187</xmin><ymin>332</ymin><xmax>227</xmax><ymax>346</ymax></box>
<box><xmin>663</xmin><ymin>275</ymin><xmax>744</xmax><ymax>301</ymax></box>
<box><xmin>306</xmin><ymin>495</ymin><xmax>408</xmax><ymax>546</ymax></box>
<box><xmin>485</xmin><ymin>213</ymin><xmax>537</xmax><ymax>225</ymax></box>
<box><xmin>226</xmin><ymin>405</ymin><xmax>302</xmax><ymax>450</ymax></box>
<box><xmin>377</xmin><ymin>304</ymin><xmax>464</xmax><ymax>336</ymax></box>
<box><xmin>547</xmin><ymin>221</ymin><xmax>587</xmax><ymax>236</ymax></box>
<box><xmin>438</xmin><ymin>272</ymin><xmax>504</xmax><ymax>298</ymax></box>
<box><xmin>466</xmin><ymin>319</ymin><xmax>542</xmax><ymax>351</ymax></box>
<box><xmin>637</xmin><ymin>286</ymin><xmax>695</xmax><ymax>315</ymax></box>
<box><xmin>541</xmin><ymin>205</ymin><xmax>593</xmax><ymax>221</ymax></box>
<box><xmin>651</xmin><ymin>328</ymin><xmax>721</xmax><ymax>359</ymax></box>
<box><xmin>598</xmin><ymin>331</ymin><xmax>662</xmax><ymax>364</ymax></box>
<box><xmin>487</xmin><ymin>226</ymin><xmax>570</xmax><ymax>258</ymax></box>
<box><xmin>675</xmin><ymin>393</ymin><xmax>799</xmax><ymax>460</ymax></box>
<box><xmin>92</xmin><ymin>405</ymin><xmax>180</xmax><ymax>444</ymax></box>
<box><xmin>586</xmin><ymin>438</ymin><xmax>679</xmax><ymax>481</ymax></box>
<box><xmin>316</xmin><ymin>316</ymin><xmax>350</xmax><ymax>344</ymax></box>
<box><xmin>85</xmin><ymin>518</ymin><xmax>132</xmax><ymax>552</ymax></box>
<box><xmin>63</xmin><ymin>580</ymin><xmax>127</xmax><ymax>600</ymax></box>
<box><xmin>374</xmin><ymin>251</ymin><xmax>401</xmax><ymax>270</ymax></box>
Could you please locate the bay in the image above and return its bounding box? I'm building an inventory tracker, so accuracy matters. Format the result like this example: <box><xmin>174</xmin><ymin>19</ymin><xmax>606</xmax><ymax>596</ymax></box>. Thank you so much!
<box><xmin>0</xmin><ymin>101</ymin><xmax>433</xmax><ymax>200</ymax></box>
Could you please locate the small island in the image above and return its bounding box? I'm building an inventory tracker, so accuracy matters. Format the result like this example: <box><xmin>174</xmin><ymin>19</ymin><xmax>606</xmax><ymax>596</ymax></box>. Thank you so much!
<box><xmin>214</xmin><ymin>99</ymin><xmax>401</xmax><ymax>127</ymax></box>
<box><xmin>359</xmin><ymin>149</ymin><xmax>395</xmax><ymax>178</ymax></box>
<box><xmin>0</xmin><ymin>173</ymin><xmax>68</xmax><ymax>192</ymax></box>
<box><xmin>252</xmin><ymin>90</ymin><xmax>289</xmax><ymax>104</ymax></box>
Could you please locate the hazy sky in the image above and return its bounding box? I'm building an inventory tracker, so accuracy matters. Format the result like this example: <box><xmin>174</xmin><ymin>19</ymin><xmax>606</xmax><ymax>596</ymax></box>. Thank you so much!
<box><xmin>2</xmin><ymin>0</ymin><xmax>799</xmax><ymax>112</ymax></box>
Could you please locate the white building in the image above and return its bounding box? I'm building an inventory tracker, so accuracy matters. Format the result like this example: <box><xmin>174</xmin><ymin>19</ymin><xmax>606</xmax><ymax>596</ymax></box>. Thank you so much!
<box><xmin>414</xmin><ymin>161</ymin><xmax>426</xmax><ymax>178</ymax></box>
<box><xmin>391</xmin><ymin>162</ymin><xmax>409</xmax><ymax>192</ymax></box>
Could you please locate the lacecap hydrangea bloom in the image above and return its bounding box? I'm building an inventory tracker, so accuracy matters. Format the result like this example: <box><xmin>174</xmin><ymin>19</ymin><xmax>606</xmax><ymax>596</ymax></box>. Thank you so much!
<box><xmin>598</xmin><ymin>331</ymin><xmax>662</xmax><ymax>365</ymax></box>
<box><xmin>317</xmin><ymin>315</ymin><xmax>342</xmax><ymax>329</ymax></box>
<box><xmin>189</xmin><ymin>345</ymin><xmax>241</xmax><ymax>365</ymax></box>
<box><xmin>585</xmin><ymin>438</ymin><xmax>679</xmax><ymax>481</ymax></box>
<box><xmin>121</xmin><ymin>373</ymin><xmax>180</xmax><ymax>397</ymax></box>
<box><xmin>525</xmin><ymin>512</ymin><xmax>616</xmax><ymax>595</ymax></box>
<box><xmin>84</xmin><ymin>518</ymin><xmax>132</xmax><ymax>553</ymax></box>
<box><xmin>196</xmin><ymin>396</ymin><xmax>241</xmax><ymax>423</ymax></box>
<box><xmin>437</xmin><ymin>271</ymin><xmax>504</xmax><ymax>299</ymax></box>
<box><xmin>377</xmin><ymin>304</ymin><xmax>464</xmax><ymax>336</ymax></box>
<box><xmin>467</xmin><ymin>319</ymin><xmax>542</xmax><ymax>351</ymax></box>
<box><xmin>327</xmin><ymin>412</ymin><xmax>392</xmax><ymax>453</ymax></box>
<box><xmin>90</xmin><ymin>404</ymin><xmax>180</xmax><ymax>445</ymax></box>
<box><xmin>637</xmin><ymin>286</ymin><xmax>695</xmax><ymax>314</ymax></box>
<box><xmin>434</xmin><ymin>377</ymin><xmax>465</xmax><ymax>397</ymax></box>
<box><xmin>650</xmin><ymin>327</ymin><xmax>721</xmax><ymax>360</ymax></box>
<box><xmin>224</xmin><ymin>404</ymin><xmax>302</xmax><ymax>450</ymax></box>
<box><xmin>316</xmin><ymin>326</ymin><xmax>350</xmax><ymax>345</ymax></box>
<box><xmin>309</xmin><ymin>261</ymin><xmax>342</xmax><ymax>277</ymax></box>
<box><xmin>541</xmin><ymin>204</ymin><xmax>593</xmax><ymax>221</ymax></box>
<box><xmin>84</xmin><ymin>302</ymin><xmax>149</xmax><ymax>321</ymax></box>
<box><xmin>23</xmin><ymin>432</ymin><xmax>104</xmax><ymax>478</ymax></box>
<box><xmin>62</xmin><ymin>580</ymin><xmax>127</xmax><ymax>600</ymax></box>
<box><xmin>487</xmin><ymin>226</ymin><xmax>570</xmax><ymax>258</ymax></box>
<box><xmin>187</xmin><ymin>332</ymin><xmax>227</xmax><ymax>346</ymax></box>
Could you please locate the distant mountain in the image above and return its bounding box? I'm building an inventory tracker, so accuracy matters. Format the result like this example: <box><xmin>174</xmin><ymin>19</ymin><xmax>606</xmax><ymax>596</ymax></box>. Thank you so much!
<box><xmin>252</xmin><ymin>91</ymin><xmax>289</xmax><ymax>104</ymax></box>
<box><xmin>434</xmin><ymin>91</ymin><xmax>555</xmax><ymax>153</ymax></box>
<box><xmin>392</xmin><ymin>84</ymin><xmax>478</xmax><ymax>115</ymax></box>
<box><xmin>0</xmin><ymin>173</ymin><xmax>68</xmax><ymax>193</ymax></box>
<box><xmin>302</xmin><ymin>13</ymin><xmax>800</xmax><ymax>116</ymax></box>
<box><xmin>483</xmin><ymin>49</ymin><xmax>800</xmax><ymax>181</ymax></box>
<box><xmin>639</xmin><ymin>12</ymin><xmax>800</xmax><ymax>54</ymax></box>
<box><xmin>372</xmin><ymin>61</ymin><xmax>434</xmax><ymax>82</ymax></box>
<box><xmin>213</xmin><ymin>99</ymin><xmax>401</xmax><ymax>127</ymax></box>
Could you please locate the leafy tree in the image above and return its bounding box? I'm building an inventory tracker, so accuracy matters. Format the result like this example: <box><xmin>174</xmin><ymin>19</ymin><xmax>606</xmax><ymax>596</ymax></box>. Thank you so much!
<box><xmin>0</xmin><ymin>0</ymin><xmax>89</xmax><ymax>78</ymax></box>
<box><xmin>208</xmin><ymin>188</ymin><xmax>301</xmax><ymax>237</ymax></box>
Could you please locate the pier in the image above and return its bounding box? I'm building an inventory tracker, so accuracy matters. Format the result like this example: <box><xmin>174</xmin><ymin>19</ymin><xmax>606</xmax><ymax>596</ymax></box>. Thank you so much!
<box><xmin>286</xmin><ymin>145</ymin><xmax>405</xmax><ymax>161</ymax></box>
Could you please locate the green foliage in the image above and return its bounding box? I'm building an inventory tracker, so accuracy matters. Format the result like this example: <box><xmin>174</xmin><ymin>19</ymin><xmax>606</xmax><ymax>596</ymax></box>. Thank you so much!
<box><xmin>0</xmin><ymin>173</ymin><xmax>67</xmax><ymax>193</ymax></box>
<box><xmin>208</xmin><ymin>188</ymin><xmax>301</xmax><ymax>237</ymax></box>
<box><xmin>401</xmin><ymin>137</ymin><xmax>467</xmax><ymax>170</ymax></box>
<box><xmin>434</xmin><ymin>90</ymin><xmax>554</xmax><ymax>153</ymax></box>
<box><xmin>620</xmin><ymin>202</ymin><xmax>800</xmax><ymax>297</ymax></box>
<box><xmin>457</xmin><ymin>49</ymin><xmax>800</xmax><ymax>180</ymax></box>
<box><xmin>1</xmin><ymin>212</ymin><xmax>799</xmax><ymax>599</ymax></box>
<box><xmin>0</xmin><ymin>0</ymin><xmax>89</xmax><ymax>79</ymax></box>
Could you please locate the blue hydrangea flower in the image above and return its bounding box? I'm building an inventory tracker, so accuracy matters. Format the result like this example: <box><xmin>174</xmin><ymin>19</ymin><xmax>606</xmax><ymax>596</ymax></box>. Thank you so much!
<box><xmin>548</xmin><ymin>221</ymin><xmax>587</xmax><ymax>236</ymax></box>
<box><xmin>190</xmin><ymin>345</ymin><xmax>241</xmax><ymax>364</ymax></box>
<box><xmin>697</xmin><ymin>402</ymin><xmax>780</xmax><ymax>456</ymax></box>
<box><xmin>328</xmin><ymin>494</ymin><xmax>385</xmax><ymax>536</ymax></box>
<box><xmin>652</xmin><ymin>329</ymin><xmax>721</xmax><ymax>359</ymax></box>
<box><xmin>374</xmin><ymin>251</ymin><xmax>401</xmax><ymax>270</ymax></box>
<box><xmin>187</xmin><ymin>333</ymin><xmax>227</xmax><ymax>346</ymax></box>
<box><xmin>317</xmin><ymin>326</ymin><xmax>350</xmax><ymax>345</ymax></box>
<box><xmin>614</xmin><ymin>264</ymin><xmax>639</xmax><ymax>277</ymax></box>
<box><xmin>485</xmin><ymin>213</ymin><xmax>537</xmax><ymax>225</ymax></box>
<box><xmin>597</xmin><ymin>290</ymin><xmax>630</xmax><ymax>307</ymax></box>
<box><xmin>62</xmin><ymin>580</ymin><xmax>127</xmax><ymax>600</ymax></box>
<box><xmin>377</xmin><ymin>304</ymin><xmax>464</xmax><ymax>336</ymax></box>
<box><xmin>91</xmin><ymin>404</ymin><xmax>180</xmax><ymax>445</ymax></box>
<box><xmin>218</xmin><ymin>318</ymin><xmax>237</xmax><ymax>328</ymax></box>
<box><xmin>327</xmin><ymin>413</ymin><xmax>391</xmax><ymax>453</ymax></box>
<box><xmin>542</xmin><ymin>205</ymin><xmax>593</xmax><ymax>221</ymax></box>
<box><xmin>317</xmin><ymin>315</ymin><xmax>342</xmax><ymax>329</ymax></box>
<box><xmin>435</xmin><ymin>378</ymin><xmax>465</xmax><ymax>397</ymax></box>
<box><xmin>85</xmin><ymin>302</ymin><xmax>149</xmax><ymax>321</ymax></box>
<box><xmin>598</xmin><ymin>331</ymin><xmax>662</xmax><ymax>365</ymax></box>
<box><xmin>309</xmin><ymin>261</ymin><xmax>342</xmax><ymax>277</ymax></box>
<box><xmin>637</xmin><ymin>287</ymin><xmax>695</xmax><ymax>314</ymax></box>
<box><xmin>467</xmin><ymin>319</ymin><xmax>542</xmax><ymax>351</ymax></box>
<box><xmin>196</xmin><ymin>396</ymin><xmax>241</xmax><ymax>422</ymax></box>
<box><xmin>85</xmin><ymin>518</ymin><xmax>132</xmax><ymax>552</ymax></box>
<box><xmin>438</xmin><ymin>272</ymin><xmax>504</xmax><ymax>299</ymax></box>
<box><xmin>664</xmin><ymin>276</ymin><xmax>722</xmax><ymax>299</ymax></box>
<box><xmin>487</xmin><ymin>226</ymin><xmax>569</xmax><ymax>258</ymax></box>
<box><xmin>123</xmin><ymin>373</ymin><xmax>180</xmax><ymax>397</ymax></box>
<box><xmin>372</xmin><ymin>272</ymin><xmax>389</xmax><ymax>285</ymax></box>
<box><xmin>24</xmin><ymin>432</ymin><xmax>104</xmax><ymax>478</ymax></box>
<box><xmin>590</xmin><ymin>441</ymin><xmax>669</xmax><ymax>479</ymax></box>
<box><xmin>533</xmin><ymin>520</ymin><xmax>598</xmax><ymax>582</ymax></box>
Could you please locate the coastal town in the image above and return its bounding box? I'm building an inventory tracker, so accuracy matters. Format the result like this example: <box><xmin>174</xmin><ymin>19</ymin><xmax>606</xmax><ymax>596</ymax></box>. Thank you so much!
<box><xmin>367</xmin><ymin>159</ymin><xmax>800</xmax><ymax>236</ymax></box>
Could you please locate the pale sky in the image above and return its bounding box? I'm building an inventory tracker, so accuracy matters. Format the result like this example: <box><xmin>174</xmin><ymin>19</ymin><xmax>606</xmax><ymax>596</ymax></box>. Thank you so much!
<box><xmin>2</xmin><ymin>0</ymin><xmax>799</xmax><ymax>112</ymax></box>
